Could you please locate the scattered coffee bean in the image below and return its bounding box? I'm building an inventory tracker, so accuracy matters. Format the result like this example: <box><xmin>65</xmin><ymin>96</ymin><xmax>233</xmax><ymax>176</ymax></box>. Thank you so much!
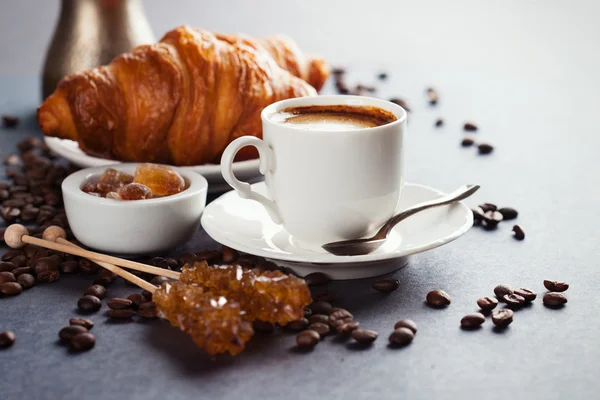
<box><xmin>2</xmin><ymin>115</ymin><xmax>19</xmax><ymax>128</ymax></box>
<box><xmin>426</xmin><ymin>87</ymin><xmax>439</xmax><ymax>105</ymax></box>
<box><xmin>460</xmin><ymin>313</ymin><xmax>486</xmax><ymax>329</ymax></box>
<box><xmin>138</xmin><ymin>302</ymin><xmax>158</xmax><ymax>319</ymax></box>
<box><xmin>332</xmin><ymin>67</ymin><xmax>346</xmax><ymax>76</ymax></box>
<box><xmin>329</xmin><ymin>317</ymin><xmax>353</xmax><ymax>331</ymax></box>
<box><xmin>337</xmin><ymin>321</ymin><xmax>360</xmax><ymax>334</ymax></box>
<box><xmin>11</xmin><ymin>266</ymin><xmax>32</xmax><ymax>277</ymax></box>
<box><xmin>461</xmin><ymin>138</ymin><xmax>475</xmax><ymax>147</ymax></box>
<box><xmin>371</xmin><ymin>279</ymin><xmax>399</xmax><ymax>293</ymax></box>
<box><xmin>255</xmin><ymin>260</ymin><xmax>278</xmax><ymax>272</ymax></box>
<box><xmin>393</xmin><ymin>319</ymin><xmax>417</xmax><ymax>334</ymax></box>
<box><xmin>351</xmin><ymin>329</ymin><xmax>378</xmax><ymax>344</ymax></box>
<box><xmin>309</xmin><ymin>314</ymin><xmax>329</xmax><ymax>325</ymax></box>
<box><xmin>221</xmin><ymin>245</ymin><xmax>239</xmax><ymax>263</ymax></box>
<box><xmin>69</xmin><ymin>317</ymin><xmax>94</xmax><ymax>330</ymax></box>
<box><xmin>107</xmin><ymin>298</ymin><xmax>133</xmax><ymax>310</ymax></box>
<box><xmin>304</xmin><ymin>272</ymin><xmax>330</xmax><ymax>287</ymax></box>
<box><xmin>479</xmin><ymin>203</ymin><xmax>497</xmax><ymax>212</ymax></box>
<box><xmin>483</xmin><ymin>211</ymin><xmax>503</xmax><ymax>228</ymax></box>
<box><xmin>543</xmin><ymin>280</ymin><xmax>569</xmax><ymax>292</ymax></box>
<box><xmin>141</xmin><ymin>290</ymin><xmax>153</xmax><ymax>301</ymax></box>
<box><xmin>477</xmin><ymin>296</ymin><xmax>498</xmax><ymax>311</ymax></box>
<box><xmin>36</xmin><ymin>267</ymin><xmax>60</xmax><ymax>283</ymax></box>
<box><xmin>296</xmin><ymin>330</ymin><xmax>320</xmax><ymax>348</ymax></box>
<box><xmin>494</xmin><ymin>284</ymin><xmax>513</xmax><ymax>299</ymax></box>
<box><xmin>310</xmin><ymin>301</ymin><xmax>332</xmax><ymax>315</ymax></box>
<box><xmin>84</xmin><ymin>284</ymin><xmax>106</xmax><ymax>300</ymax></box>
<box><xmin>0</xmin><ymin>271</ymin><xmax>16</xmax><ymax>284</ymax></box>
<box><xmin>514</xmin><ymin>288</ymin><xmax>536</xmax><ymax>302</ymax></box>
<box><xmin>426</xmin><ymin>289</ymin><xmax>451</xmax><ymax>307</ymax></box>
<box><xmin>314</xmin><ymin>291</ymin><xmax>336</xmax><ymax>303</ymax></box>
<box><xmin>150</xmin><ymin>276</ymin><xmax>170</xmax><ymax>286</ymax></box>
<box><xmin>498</xmin><ymin>207</ymin><xmax>518</xmax><ymax>220</ymax></box>
<box><xmin>285</xmin><ymin>318</ymin><xmax>309</xmax><ymax>331</ymax></box>
<box><xmin>10</xmin><ymin>255</ymin><xmax>26</xmax><ymax>269</ymax></box>
<box><xmin>512</xmin><ymin>225</ymin><xmax>525</xmax><ymax>240</ymax></box>
<box><xmin>478</xmin><ymin>143</ymin><xmax>494</xmax><ymax>155</ymax></box>
<box><xmin>463</xmin><ymin>122</ymin><xmax>478</xmax><ymax>131</ymax></box>
<box><xmin>16</xmin><ymin>273</ymin><xmax>35</xmax><ymax>289</ymax></box>
<box><xmin>95</xmin><ymin>269</ymin><xmax>117</xmax><ymax>286</ymax></box>
<box><xmin>194</xmin><ymin>249</ymin><xmax>221</xmax><ymax>264</ymax></box>
<box><xmin>389</xmin><ymin>327</ymin><xmax>415</xmax><ymax>346</ymax></box>
<box><xmin>543</xmin><ymin>292</ymin><xmax>567</xmax><ymax>307</ymax></box>
<box><xmin>127</xmin><ymin>293</ymin><xmax>146</xmax><ymax>308</ymax></box>
<box><xmin>435</xmin><ymin>118</ymin><xmax>444</xmax><ymax>127</ymax></box>
<box><xmin>492</xmin><ymin>309</ymin><xmax>514</xmax><ymax>328</ymax></box>
<box><xmin>0</xmin><ymin>261</ymin><xmax>16</xmax><ymax>272</ymax></box>
<box><xmin>70</xmin><ymin>332</ymin><xmax>95</xmax><ymax>351</ymax></box>
<box><xmin>1</xmin><ymin>250</ymin><xmax>23</xmax><ymax>262</ymax></box>
<box><xmin>0</xmin><ymin>330</ymin><xmax>16</xmax><ymax>348</ymax></box>
<box><xmin>78</xmin><ymin>259</ymin><xmax>98</xmax><ymax>274</ymax></box>
<box><xmin>106</xmin><ymin>309</ymin><xmax>135</xmax><ymax>319</ymax></box>
<box><xmin>59</xmin><ymin>325</ymin><xmax>88</xmax><ymax>343</ymax></box>
<box><xmin>389</xmin><ymin>98</ymin><xmax>411</xmax><ymax>112</ymax></box>
<box><xmin>303</xmin><ymin>307</ymin><xmax>312</xmax><ymax>319</ymax></box>
<box><xmin>329</xmin><ymin>309</ymin><xmax>353</xmax><ymax>322</ymax></box>
<box><xmin>377</xmin><ymin>72</ymin><xmax>388</xmax><ymax>80</ymax></box>
<box><xmin>77</xmin><ymin>295</ymin><xmax>102</xmax><ymax>312</ymax></box>
<box><xmin>503</xmin><ymin>293</ymin><xmax>526</xmax><ymax>308</ymax></box>
<box><xmin>0</xmin><ymin>282</ymin><xmax>22</xmax><ymax>296</ymax></box>
<box><xmin>308</xmin><ymin>322</ymin><xmax>330</xmax><ymax>337</ymax></box>
<box><xmin>253</xmin><ymin>320</ymin><xmax>275</xmax><ymax>333</ymax></box>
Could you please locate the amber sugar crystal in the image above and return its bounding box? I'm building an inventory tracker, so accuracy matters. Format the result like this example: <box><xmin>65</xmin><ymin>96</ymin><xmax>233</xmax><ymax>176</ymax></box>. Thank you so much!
<box><xmin>133</xmin><ymin>163</ymin><xmax>185</xmax><ymax>197</ymax></box>
<box><xmin>96</xmin><ymin>168</ymin><xmax>134</xmax><ymax>194</ymax></box>
<box><xmin>117</xmin><ymin>183</ymin><xmax>153</xmax><ymax>200</ymax></box>
<box><xmin>153</xmin><ymin>281</ymin><xmax>254</xmax><ymax>356</ymax></box>
<box><xmin>180</xmin><ymin>262</ymin><xmax>312</xmax><ymax>325</ymax></box>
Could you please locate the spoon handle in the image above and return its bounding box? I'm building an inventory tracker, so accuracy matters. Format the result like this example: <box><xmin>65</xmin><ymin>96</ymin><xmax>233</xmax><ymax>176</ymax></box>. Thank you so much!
<box><xmin>374</xmin><ymin>184</ymin><xmax>480</xmax><ymax>239</ymax></box>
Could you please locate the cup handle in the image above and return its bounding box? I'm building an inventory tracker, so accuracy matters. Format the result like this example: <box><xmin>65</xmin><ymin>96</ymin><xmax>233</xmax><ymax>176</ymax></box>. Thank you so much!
<box><xmin>221</xmin><ymin>136</ymin><xmax>283</xmax><ymax>224</ymax></box>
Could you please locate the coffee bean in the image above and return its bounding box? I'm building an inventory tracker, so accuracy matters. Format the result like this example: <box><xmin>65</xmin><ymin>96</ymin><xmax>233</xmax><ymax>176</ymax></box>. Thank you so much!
<box><xmin>426</xmin><ymin>289</ymin><xmax>451</xmax><ymax>307</ymax></box>
<box><xmin>309</xmin><ymin>314</ymin><xmax>329</xmax><ymax>325</ymax></box>
<box><xmin>285</xmin><ymin>318</ymin><xmax>309</xmax><ymax>331</ymax></box>
<box><xmin>2</xmin><ymin>115</ymin><xmax>19</xmax><ymax>128</ymax></box>
<box><xmin>543</xmin><ymin>292</ymin><xmax>567</xmax><ymax>307</ymax></box>
<box><xmin>59</xmin><ymin>260</ymin><xmax>79</xmax><ymax>274</ymax></box>
<box><xmin>0</xmin><ymin>282</ymin><xmax>22</xmax><ymax>296</ymax></box>
<box><xmin>141</xmin><ymin>290</ymin><xmax>153</xmax><ymax>301</ymax></box>
<box><xmin>512</xmin><ymin>225</ymin><xmax>525</xmax><ymax>240</ymax></box>
<box><xmin>11</xmin><ymin>266</ymin><xmax>32</xmax><ymax>277</ymax></box>
<box><xmin>332</xmin><ymin>67</ymin><xmax>346</xmax><ymax>76</ymax></box>
<box><xmin>478</xmin><ymin>143</ymin><xmax>494</xmax><ymax>155</ymax></box>
<box><xmin>464</xmin><ymin>122</ymin><xmax>478</xmax><ymax>131</ymax></box>
<box><xmin>79</xmin><ymin>259</ymin><xmax>98</xmax><ymax>274</ymax></box>
<box><xmin>0</xmin><ymin>271</ymin><xmax>16</xmax><ymax>284</ymax></box>
<box><xmin>59</xmin><ymin>325</ymin><xmax>88</xmax><ymax>342</ymax></box>
<box><xmin>194</xmin><ymin>250</ymin><xmax>221</xmax><ymax>264</ymax></box>
<box><xmin>35</xmin><ymin>266</ymin><xmax>60</xmax><ymax>283</ymax></box>
<box><xmin>372</xmin><ymin>279</ymin><xmax>399</xmax><ymax>293</ymax></box>
<box><xmin>425</xmin><ymin>87</ymin><xmax>439</xmax><ymax>105</ymax></box>
<box><xmin>77</xmin><ymin>295</ymin><xmax>102</xmax><ymax>312</ymax></box>
<box><xmin>296</xmin><ymin>330</ymin><xmax>320</xmax><ymax>348</ymax></box>
<box><xmin>150</xmin><ymin>276</ymin><xmax>170</xmax><ymax>286</ymax></box>
<box><xmin>138</xmin><ymin>302</ymin><xmax>158</xmax><ymax>319</ymax></box>
<box><xmin>1</xmin><ymin>250</ymin><xmax>23</xmax><ymax>261</ymax></box>
<box><xmin>389</xmin><ymin>98</ymin><xmax>411</xmax><ymax>112</ymax></box>
<box><xmin>307</xmin><ymin>322</ymin><xmax>330</xmax><ymax>337</ymax></box>
<box><xmin>94</xmin><ymin>269</ymin><xmax>117</xmax><ymax>286</ymax></box>
<box><xmin>478</xmin><ymin>203</ymin><xmax>497</xmax><ymax>213</ymax></box>
<box><xmin>3</xmin><ymin>198</ymin><xmax>25</xmax><ymax>207</ymax></box>
<box><xmin>177</xmin><ymin>252</ymin><xmax>197</xmax><ymax>267</ymax></box>
<box><xmin>70</xmin><ymin>317</ymin><xmax>94</xmax><ymax>330</ymax></box>
<box><xmin>303</xmin><ymin>307</ymin><xmax>312</xmax><ymax>319</ymax></box>
<box><xmin>17</xmin><ymin>137</ymin><xmax>41</xmax><ymax>151</ymax></box>
<box><xmin>494</xmin><ymin>284</ymin><xmax>513</xmax><ymax>299</ymax></box>
<box><xmin>0</xmin><ymin>262</ymin><xmax>15</xmax><ymax>272</ymax></box>
<box><xmin>314</xmin><ymin>291</ymin><xmax>336</xmax><ymax>303</ymax></box>
<box><xmin>460</xmin><ymin>313</ymin><xmax>486</xmax><ymax>329</ymax></box>
<box><xmin>16</xmin><ymin>273</ymin><xmax>35</xmax><ymax>289</ymax></box>
<box><xmin>461</xmin><ymin>138</ymin><xmax>475</xmax><ymax>147</ymax></box>
<box><xmin>1</xmin><ymin>206</ymin><xmax>20</xmax><ymax>222</ymax></box>
<box><xmin>351</xmin><ymin>329</ymin><xmax>378</xmax><ymax>344</ymax></box>
<box><xmin>435</xmin><ymin>118</ymin><xmax>444</xmax><ymax>127</ymax></box>
<box><xmin>475</xmin><ymin>296</ymin><xmax>498</xmax><ymax>312</ymax></box>
<box><xmin>393</xmin><ymin>319</ymin><xmax>417</xmax><ymax>334</ymax></box>
<box><xmin>543</xmin><ymin>280</ymin><xmax>569</xmax><ymax>292</ymax></box>
<box><xmin>84</xmin><ymin>285</ymin><xmax>106</xmax><ymax>300</ymax></box>
<box><xmin>310</xmin><ymin>301</ymin><xmax>332</xmax><ymax>315</ymax></box>
<box><xmin>127</xmin><ymin>293</ymin><xmax>146</xmax><ymax>308</ymax></box>
<box><xmin>252</xmin><ymin>320</ymin><xmax>274</xmax><ymax>333</ymax></box>
<box><xmin>498</xmin><ymin>207</ymin><xmax>518</xmax><ymax>220</ymax></box>
<box><xmin>221</xmin><ymin>246</ymin><xmax>239</xmax><ymax>263</ymax></box>
<box><xmin>329</xmin><ymin>309</ymin><xmax>353</xmax><ymax>323</ymax></box>
<box><xmin>483</xmin><ymin>211</ymin><xmax>503</xmax><ymax>228</ymax></box>
<box><xmin>377</xmin><ymin>72</ymin><xmax>388</xmax><ymax>80</ymax></box>
<box><xmin>20</xmin><ymin>207</ymin><xmax>39</xmax><ymax>222</ymax></box>
<box><xmin>107</xmin><ymin>298</ymin><xmax>133</xmax><ymax>310</ymax></box>
<box><xmin>514</xmin><ymin>288</ymin><xmax>536</xmax><ymax>302</ymax></box>
<box><xmin>492</xmin><ymin>309</ymin><xmax>514</xmax><ymax>328</ymax></box>
<box><xmin>255</xmin><ymin>261</ymin><xmax>278</xmax><ymax>272</ymax></box>
<box><xmin>10</xmin><ymin>255</ymin><xmax>26</xmax><ymax>269</ymax></box>
<box><xmin>338</xmin><ymin>321</ymin><xmax>360</xmax><ymax>334</ymax></box>
<box><xmin>0</xmin><ymin>330</ymin><xmax>16</xmax><ymax>348</ymax></box>
<box><xmin>70</xmin><ymin>332</ymin><xmax>95</xmax><ymax>351</ymax></box>
<box><xmin>304</xmin><ymin>272</ymin><xmax>330</xmax><ymax>287</ymax></box>
<box><xmin>106</xmin><ymin>309</ymin><xmax>135</xmax><ymax>319</ymax></box>
<box><xmin>503</xmin><ymin>293</ymin><xmax>526</xmax><ymax>308</ymax></box>
<box><xmin>389</xmin><ymin>327</ymin><xmax>415</xmax><ymax>346</ymax></box>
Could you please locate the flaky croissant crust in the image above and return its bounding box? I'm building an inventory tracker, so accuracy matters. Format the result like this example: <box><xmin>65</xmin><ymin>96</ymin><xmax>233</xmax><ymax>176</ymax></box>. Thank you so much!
<box><xmin>38</xmin><ymin>26</ymin><xmax>330</xmax><ymax>165</ymax></box>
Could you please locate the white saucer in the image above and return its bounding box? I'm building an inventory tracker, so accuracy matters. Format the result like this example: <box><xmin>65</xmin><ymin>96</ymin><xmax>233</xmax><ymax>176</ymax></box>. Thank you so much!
<box><xmin>45</xmin><ymin>137</ymin><xmax>260</xmax><ymax>193</ymax></box>
<box><xmin>201</xmin><ymin>182</ymin><xmax>473</xmax><ymax>279</ymax></box>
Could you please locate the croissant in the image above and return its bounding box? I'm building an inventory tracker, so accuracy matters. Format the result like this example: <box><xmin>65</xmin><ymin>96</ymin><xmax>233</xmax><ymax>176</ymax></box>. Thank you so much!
<box><xmin>37</xmin><ymin>26</ymin><xmax>330</xmax><ymax>165</ymax></box>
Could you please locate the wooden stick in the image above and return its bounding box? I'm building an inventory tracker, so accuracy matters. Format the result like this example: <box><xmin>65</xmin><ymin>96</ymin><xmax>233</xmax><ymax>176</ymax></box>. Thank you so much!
<box><xmin>4</xmin><ymin>224</ymin><xmax>180</xmax><ymax>280</ymax></box>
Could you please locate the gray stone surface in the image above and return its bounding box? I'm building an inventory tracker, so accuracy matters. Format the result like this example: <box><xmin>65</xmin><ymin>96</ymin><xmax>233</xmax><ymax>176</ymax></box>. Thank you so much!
<box><xmin>1</xmin><ymin>1</ymin><xmax>600</xmax><ymax>399</ymax></box>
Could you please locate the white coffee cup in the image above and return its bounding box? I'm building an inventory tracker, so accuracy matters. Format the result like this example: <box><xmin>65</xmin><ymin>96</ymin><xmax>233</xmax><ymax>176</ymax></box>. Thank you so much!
<box><xmin>221</xmin><ymin>95</ymin><xmax>407</xmax><ymax>246</ymax></box>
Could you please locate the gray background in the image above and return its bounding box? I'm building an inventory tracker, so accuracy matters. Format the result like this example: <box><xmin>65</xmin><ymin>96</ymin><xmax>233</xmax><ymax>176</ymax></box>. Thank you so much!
<box><xmin>1</xmin><ymin>0</ymin><xmax>600</xmax><ymax>399</ymax></box>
